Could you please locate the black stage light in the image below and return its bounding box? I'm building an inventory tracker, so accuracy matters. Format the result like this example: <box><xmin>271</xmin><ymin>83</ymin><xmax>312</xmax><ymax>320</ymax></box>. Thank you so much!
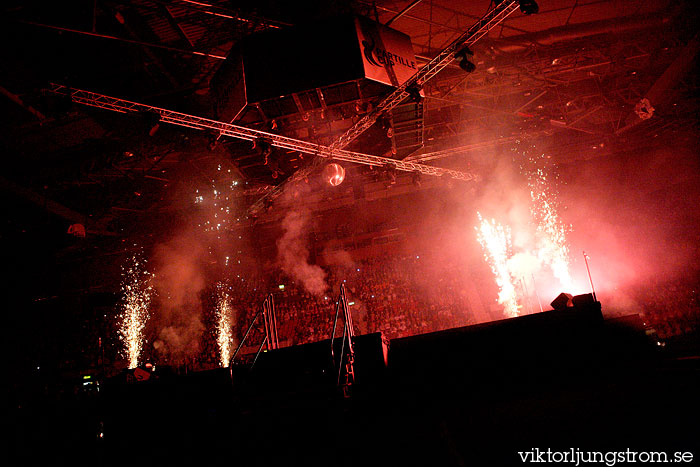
<box><xmin>519</xmin><ymin>0</ymin><xmax>539</xmax><ymax>15</ymax></box>
<box><xmin>141</xmin><ymin>110</ymin><xmax>161</xmax><ymax>136</ymax></box>
<box><xmin>454</xmin><ymin>45</ymin><xmax>476</xmax><ymax>73</ymax></box>
<box><xmin>406</xmin><ymin>85</ymin><xmax>422</xmax><ymax>103</ymax></box>
<box><xmin>458</xmin><ymin>59</ymin><xmax>476</xmax><ymax>73</ymax></box>
<box><xmin>550</xmin><ymin>292</ymin><xmax>573</xmax><ymax>310</ymax></box>
<box><xmin>254</xmin><ymin>139</ymin><xmax>272</xmax><ymax>159</ymax></box>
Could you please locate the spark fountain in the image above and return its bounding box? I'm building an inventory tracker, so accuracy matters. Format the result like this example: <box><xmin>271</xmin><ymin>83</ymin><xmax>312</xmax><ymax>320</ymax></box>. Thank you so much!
<box><xmin>214</xmin><ymin>283</ymin><xmax>235</xmax><ymax>368</ymax></box>
<box><xmin>118</xmin><ymin>251</ymin><xmax>154</xmax><ymax>369</ymax></box>
<box><xmin>476</xmin><ymin>213</ymin><xmax>519</xmax><ymax>318</ymax></box>
<box><xmin>475</xmin><ymin>144</ymin><xmax>577</xmax><ymax>316</ymax></box>
<box><xmin>525</xmin><ymin>152</ymin><xmax>574</xmax><ymax>291</ymax></box>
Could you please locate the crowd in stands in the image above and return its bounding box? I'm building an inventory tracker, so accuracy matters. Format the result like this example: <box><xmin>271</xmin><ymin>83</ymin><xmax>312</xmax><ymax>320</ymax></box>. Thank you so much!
<box><xmin>224</xmin><ymin>254</ymin><xmax>478</xmax><ymax>362</ymax></box>
<box><xmin>177</xmin><ymin>257</ymin><xmax>700</xmax><ymax>370</ymax></box>
<box><xmin>22</xmin><ymin>251</ymin><xmax>700</xmax><ymax>381</ymax></box>
<box><xmin>632</xmin><ymin>277</ymin><xmax>700</xmax><ymax>340</ymax></box>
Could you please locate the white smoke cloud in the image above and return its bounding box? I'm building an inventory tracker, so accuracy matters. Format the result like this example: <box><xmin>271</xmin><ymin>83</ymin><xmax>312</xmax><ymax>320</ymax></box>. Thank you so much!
<box><xmin>276</xmin><ymin>207</ymin><xmax>328</xmax><ymax>296</ymax></box>
<box><xmin>150</xmin><ymin>230</ymin><xmax>207</xmax><ymax>364</ymax></box>
<box><xmin>507</xmin><ymin>251</ymin><xmax>542</xmax><ymax>280</ymax></box>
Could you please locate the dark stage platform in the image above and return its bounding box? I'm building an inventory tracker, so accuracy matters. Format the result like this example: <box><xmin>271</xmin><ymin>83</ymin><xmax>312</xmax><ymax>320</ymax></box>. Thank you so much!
<box><xmin>10</xmin><ymin>302</ymin><xmax>700</xmax><ymax>466</ymax></box>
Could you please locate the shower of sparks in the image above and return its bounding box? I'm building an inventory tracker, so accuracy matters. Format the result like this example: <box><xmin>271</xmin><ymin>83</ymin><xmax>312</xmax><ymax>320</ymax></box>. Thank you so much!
<box><xmin>195</xmin><ymin>170</ymin><xmax>239</xmax><ymax>234</ymax></box>
<box><xmin>193</xmin><ymin>164</ymin><xmax>248</xmax><ymax>268</ymax></box>
<box><xmin>118</xmin><ymin>252</ymin><xmax>153</xmax><ymax>369</ymax></box>
<box><xmin>526</xmin><ymin>154</ymin><xmax>574</xmax><ymax>291</ymax></box>
<box><xmin>215</xmin><ymin>283</ymin><xmax>235</xmax><ymax>368</ymax></box>
<box><xmin>476</xmin><ymin>213</ymin><xmax>519</xmax><ymax>318</ymax></box>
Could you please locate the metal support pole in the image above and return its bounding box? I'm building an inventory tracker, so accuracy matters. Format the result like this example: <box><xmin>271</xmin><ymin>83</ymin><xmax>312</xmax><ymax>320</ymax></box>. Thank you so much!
<box><xmin>251</xmin><ymin>335</ymin><xmax>268</xmax><ymax>369</ymax></box>
<box><xmin>334</xmin><ymin>284</ymin><xmax>356</xmax><ymax>392</ymax></box>
<box><xmin>330</xmin><ymin>293</ymin><xmax>343</xmax><ymax>364</ymax></box>
<box><xmin>337</xmin><ymin>310</ymin><xmax>348</xmax><ymax>386</ymax></box>
<box><xmin>532</xmin><ymin>274</ymin><xmax>544</xmax><ymax>313</ymax></box>
<box><xmin>521</xmin><ymin>277</ymin><xmax>534</xmax><ymax>315</ymax></box>
<box><xmin>269</xmin><ymin>294</ymin><xmax>279</xmax><ymax>349</ymax></box>
<box><xmin>342</xmin><ymin>286</ymin><xmax>355</xmax><ymax>341</ymax></box>
<box><xmin>583</xmin><ymin>251</ymin><xmax>597</xmax><ymax>302</ymax></box>
<box><xmin>231</xmin><ymin>306</ymin><xmax>264</xmax><ymax>364</ymax></box>
<box><xmin>263</xmin><ymin>298</ymin><xmax>272</xmax><ymax>351</ymax></box>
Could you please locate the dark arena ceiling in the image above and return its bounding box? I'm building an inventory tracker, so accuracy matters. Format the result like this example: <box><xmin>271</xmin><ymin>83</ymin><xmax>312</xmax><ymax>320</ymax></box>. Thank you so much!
<box><xmin>3</xmin><ymin>0</ymin><xmax>700</xmax><ymax>337</ymax></box>
<box><xmin>3</xmin><ymin>0</ymin><xmax>699</xmax><ymax>309</ymax></box>
<box><xmin>3</xmin><ymin>0</ymin><xmax>698</xmax><ymax>241</ymax></box>
<box><xmin>4</xmin><ymin>1</ymin><xmax>700</xmax><ymax>464</ymax></box>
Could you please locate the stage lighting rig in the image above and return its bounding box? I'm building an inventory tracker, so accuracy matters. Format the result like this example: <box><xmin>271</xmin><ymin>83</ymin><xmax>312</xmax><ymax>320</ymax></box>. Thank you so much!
<box><xmin>254</xmin><ymin>138</ymin><xmax>281</xmax><ymax>178</ymax></box>
<box><xmin>411</xmin><ymin>171</ymin><xmax>422</xmax><ymax>187</ymax></box>
<box><xmin>406</xmin><ymin>85</ymin><xmax>423</xmax><ymax>103</ymax></box>
<box><xmin>454</xmin><ymin>45</ymin><xmax>476</xmax><ymax>73</ymax></box>
<box><xmin>518</xmin><ymin>0</ymin><xmax>539</xmax><ymax>15</ymax></box>
<box><xmin>253</xmin><ymin>138</ymin><xmax>272</xmax><ymax>159</ymax></box>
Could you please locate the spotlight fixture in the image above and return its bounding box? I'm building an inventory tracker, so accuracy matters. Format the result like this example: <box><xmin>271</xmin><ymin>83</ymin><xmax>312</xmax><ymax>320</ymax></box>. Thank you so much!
<box><xmin>142</xmin><ymin>111</ymin><xmax>161</xmax><ymax>136</ymax></box>
<box><xmin>383</xmin><ymin>163</ymin><xmax>398</xmax><ymax>186</ymax></box>
<box><xmin>253</xmin><ymin>139</ymin><xmax>280</xmax><ymax>178</ymax></box>
<box><xmin>253</xmin><ymin>139</ymin><xmax>272</xmax><ymax>160</ymax></box>
<box><xmin>459</xmin><ymin>59</ymin><xmax>476</xmax><ymax>73</ymax></box>
<box><xmin>406</xmin><ymin>85</ymin><xmax>423</xmax><ymax>103</ymax></box>
<box><xmin>207</xmin><ymin>134</ymin><xmax>220</xmax><ymax>151</ymax></box>
<box><xmin>454</xmin><ymin>45</ymin><xmax>476</xmax><ymax>73</ymax></box>
<box><xmin>518</xmin><ymin>0</ymin><xmax>539</xmax><ymax>15</ymax></box>
<box><xmin>411</xmin><ymin>171</ymin><xmax>422</xmax><ymax>187</ymax></box>
<box><xmin>148</xmin><ymin>122</ymin><xmax>160</xmax><ymax>137</ymax></box>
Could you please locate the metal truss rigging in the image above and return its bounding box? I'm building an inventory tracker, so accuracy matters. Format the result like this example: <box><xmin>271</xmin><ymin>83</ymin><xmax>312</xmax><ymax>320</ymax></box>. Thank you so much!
<box><xmin>46</xmin><ymin>84</ymin><xmax>476</xmax><ymax>180</ymax></box>
<box><xmin>329</xmin><ymin>0</ymin><xmax>520</xmax><ymax>152</ymax></box>
<box><xmin>247</xmin><ymin>0</ymin><xmax>522</xmax><ymax>214</ymax></box>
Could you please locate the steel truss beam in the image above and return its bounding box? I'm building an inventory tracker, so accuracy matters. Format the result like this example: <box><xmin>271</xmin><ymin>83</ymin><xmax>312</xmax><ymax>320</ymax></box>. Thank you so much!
<box><xmin>47</xmin><ymin>84</ymin><xmax>476</xmax><ymax>180</ymax></box>
<box><xmin>247</xmin><ymin>1</ymin><xmax>521</xmax><ymax>214</ymax></box>
<box><xmin>328</xmin><ymin>1</ymin><xmax>520</xmax><ymax>152</ymax></box>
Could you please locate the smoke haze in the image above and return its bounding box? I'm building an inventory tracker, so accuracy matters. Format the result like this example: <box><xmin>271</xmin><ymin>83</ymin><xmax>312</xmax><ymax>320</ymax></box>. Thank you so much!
<box><xmin>276</xmin><ymin>206</ymin><xmax>328</xmax><ymax>296</ymax></box>
<box><xmin>151</xmin><ymin>229</ymin><xmax>207</xmax><ymax>364</ymax></box>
